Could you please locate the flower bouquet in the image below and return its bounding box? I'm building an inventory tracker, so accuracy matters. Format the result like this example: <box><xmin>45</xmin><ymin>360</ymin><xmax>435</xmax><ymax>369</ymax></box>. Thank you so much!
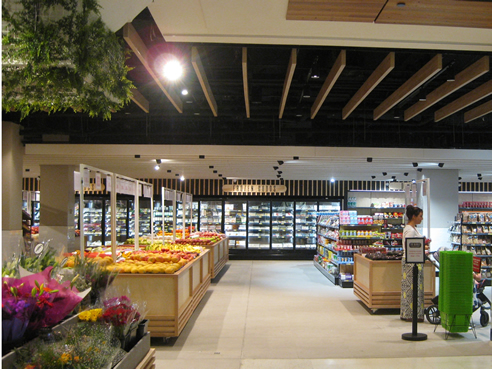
<box><xmin>2</xmin><ymin>266</ymin><xmax>88</xmax><ymax>350</ymax></box>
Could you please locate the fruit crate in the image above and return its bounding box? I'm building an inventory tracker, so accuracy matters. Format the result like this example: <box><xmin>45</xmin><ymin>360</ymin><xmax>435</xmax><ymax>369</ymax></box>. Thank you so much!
<box><xmin>201</xmin><ymin>237</ymin><xmax>229</xmax><ymax>278</ymax></box>
<box><xmin>112</xmin><ymin>249</ymin><xmax>211</xmax><ymax>338</ymax></box>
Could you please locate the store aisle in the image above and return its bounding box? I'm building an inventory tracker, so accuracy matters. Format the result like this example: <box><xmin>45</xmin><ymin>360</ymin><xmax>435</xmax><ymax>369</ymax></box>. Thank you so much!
<box><xmin>152</xmin><ymin>260</ymin><xmax>491</xmax><ymax>368</ymax></box>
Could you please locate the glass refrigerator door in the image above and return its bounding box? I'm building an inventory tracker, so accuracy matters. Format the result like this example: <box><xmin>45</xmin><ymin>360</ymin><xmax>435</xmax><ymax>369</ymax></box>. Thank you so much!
<box><xmin>153</xmin><ymin>200</ymin><xmax>163</xmax><ymax>235</ymax></box>
<box><xmin>105</xmin><ymin>199</ymin><xmax>129</xmax><ymax>245</ymax></box>
<box><xmin>163</xmin><ymin>200</ymin><xmax>174</xmax><ymax>235</ymax></box>
<box><xmin>200</xmin><ymin>201</ymin><xmax>223</xmax><ymax>232</ymax></box>
<box><xmin>295</xmin><ymin>202</ymin><xmax>318</xmax><ymax>249</ymax></box>
<box><xmin>83</xmin><ymin>199</ymin><xmax>103</xmax><ymax>247</ymax></box>
<box><xmin>176</xmin><ymin>201</ymin><xmax>185</xmax><ymax>237</ymax></box>
<box><xmin>138</xmin><ymin>198</ymin><xmax>152</xmax><ymax>237</ymax></box>
<box><xmin>224</xmin><ymin>201</ymin><xmax>247</xmax><ymax>249</ymax></box>
<box><xmin>248</xmin><ymin>201</ymin><xmax>271</xmax><ymax>249</ymax></box>
<box><xmin>272</xmin><ymin>201</ymin><xmax>294</xmax><ymax>250</ymax></box>
<box><xmin>192</xmin><ymin>201</ymin><xmax>199</xmax><ymax>232</ymax></box>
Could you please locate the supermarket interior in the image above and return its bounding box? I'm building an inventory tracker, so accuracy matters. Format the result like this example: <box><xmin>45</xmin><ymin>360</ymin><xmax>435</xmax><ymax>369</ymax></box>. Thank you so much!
<box><xmin>2</xmin><ymin>1</ymin><xmax>492</xmax><ymax>368</ymax></box>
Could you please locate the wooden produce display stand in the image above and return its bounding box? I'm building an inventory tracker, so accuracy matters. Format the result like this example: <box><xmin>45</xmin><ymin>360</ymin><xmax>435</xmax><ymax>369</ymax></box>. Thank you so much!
<box><xmin>113</xmin><ymin>249</ymin><xmax>211</xmax><ymax>338</ymax></box>
<box><xmin>203</xmin><ymin>238</ymin><xmax>229</xmax><ymax>278</ymax></box>
<box><xmin>353</xmin><ymin>253</ymin><xmax>435</xmax><ymax>312</ymax></box>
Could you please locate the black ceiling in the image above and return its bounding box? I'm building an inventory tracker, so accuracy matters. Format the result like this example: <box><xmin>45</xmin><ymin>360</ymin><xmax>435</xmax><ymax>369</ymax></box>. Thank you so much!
<box><xmin>6</xmin><ymin>8</ymin><xmax>492</xmax><ymax>150</ymax></box>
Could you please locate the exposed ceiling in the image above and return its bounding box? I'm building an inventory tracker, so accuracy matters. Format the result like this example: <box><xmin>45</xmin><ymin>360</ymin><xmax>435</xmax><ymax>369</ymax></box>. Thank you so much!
<box><xmin>4</xmin><ymin>0</ymin><xmax>492</xmax><ymax>183</ymax></box>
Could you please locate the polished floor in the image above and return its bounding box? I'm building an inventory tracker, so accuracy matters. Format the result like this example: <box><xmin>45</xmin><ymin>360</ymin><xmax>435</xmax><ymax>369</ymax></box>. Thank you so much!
<box><xmin>152</xmin><ymin>260</ymin><xmax>492</xmax><ymax>368</ymax></box>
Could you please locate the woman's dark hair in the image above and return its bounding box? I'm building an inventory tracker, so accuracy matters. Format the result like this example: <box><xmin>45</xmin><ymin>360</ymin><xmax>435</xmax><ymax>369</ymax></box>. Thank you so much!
<box><xmin>406</xmin><ymin>205</ymin><xmax>423</xmax><ymax>220</ymax></box>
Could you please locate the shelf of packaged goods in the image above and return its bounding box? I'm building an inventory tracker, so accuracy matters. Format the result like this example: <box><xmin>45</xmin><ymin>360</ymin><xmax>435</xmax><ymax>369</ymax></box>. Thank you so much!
<box><xmin>313</xmin><ymin>260</ymin><xmax>339</xmax><ymax>285</ymax></box>
<box><xmin>317</xmin><ymin>223</ymin><xmax>339</xmax><ymax>229</ymax></box>
<box><xmin>462</xmin><ymin>222</ymin><xmax>492</xmax><ymax>225</ymax></box>
<box><xmin>462</xmin><ymin>244</ymin><xmax>492</xmax><ymax>247</ymax></box>
<box><xmin>460</xmin><ymin>208</ymin><xmax>492</xmax><ymax>211</ymax></box>
<box><xmin>340</xmin><ymin>237</ymin><xmax>384</xmax><ymax>240</ymax></box>
<box><xmin>471</xmin><ymin>254</ymin><xmax>492</xmax><ymax>257</ymax></box>
<box><xmin>348</xmin><ymin>207</ymin><xmax>405</xmax><ymax>210</ymax></box>
<box><xmin>381</xmin><ymin>227</ymin><xmax>404</xmax><ymax>231</ymax></box>
<box><xmin>317</xmin><ymin>233</ymin><xmax>338</xmax><ymax>242</ymax></box>
<box><xmin>340</xmin><ymin>224</ymin><xmax>380</xmax><ymax>227</ymax></box>
<box><xmin>462</xmin><ymin>233</ymin><xmax>492</xmax><ymax>236</ymax></box>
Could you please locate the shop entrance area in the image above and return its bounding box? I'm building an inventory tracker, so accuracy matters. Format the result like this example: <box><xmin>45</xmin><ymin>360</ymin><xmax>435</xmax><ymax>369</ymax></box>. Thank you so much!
<box><xmin>151</xmin><ymin>260</ymin><xmax>491</xmax><ymax>368</ymax></box>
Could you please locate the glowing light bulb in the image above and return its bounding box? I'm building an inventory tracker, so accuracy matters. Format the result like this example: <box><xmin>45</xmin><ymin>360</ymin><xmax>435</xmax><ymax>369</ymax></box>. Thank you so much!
<box><xmin>163</xmin><ymin>60</ymin><xmax>183</xmax><ymax>81</ymax></box>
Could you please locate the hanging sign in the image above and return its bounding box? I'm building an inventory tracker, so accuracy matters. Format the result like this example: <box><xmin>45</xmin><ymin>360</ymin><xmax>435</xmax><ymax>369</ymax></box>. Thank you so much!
<box><xmin>106</xmin><ymin>175</ymin><xmax>112</xmax><ymax>192</ymax></box>
<box><xmin>223</xmin><ymin>184</ymin><xmax>287</xmax><ymax>194</ymax></box>
<box><xmin>95</xmin><ymin>172</ymin><xmax>102</xmax><ymax>190</ymax></box>
<box><xmin>405</xmin><ymin>237</ymin><xmax>425</xmax><ymax>264</ymax></box>
<box><xmin>116</xmin><ymin>178</ymin><xmax>136</xmax><ymax>195</ymax></box>
<box><xmin>143</xmin><ymin>185</ymin><xmax>152</xmax><ymax>198</ymax></box>
<box><xmin>83</xmin><ymin>168</ymin><xmax>90</xmax><ymax>189</ymax></box>
<box><xmin>164</xmin><ymin>189</ymin><xmax>174</xmax><ymax>201</ymax></box>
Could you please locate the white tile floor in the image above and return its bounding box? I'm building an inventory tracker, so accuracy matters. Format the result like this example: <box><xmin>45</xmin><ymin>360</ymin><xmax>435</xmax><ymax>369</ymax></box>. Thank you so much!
<box><xmin>152</xmin><ymin>260</ymin><xmax>492</xmax><ymax>368</ymax></box>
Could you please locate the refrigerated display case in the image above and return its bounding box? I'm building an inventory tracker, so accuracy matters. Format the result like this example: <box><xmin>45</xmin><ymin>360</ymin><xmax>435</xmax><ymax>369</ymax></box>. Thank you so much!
<box><xmin>272</xmin><ymin>201</ymin><xmax>294</xmax><ymax>250</ymax></box>
<box><xmin>295</xmin><ymin>201</ymin><xmax>318</xmax><ymax>249</ymax></box>
<box><xmin>105</xmin><ymin>199</ymin><xmax>131</xmax><ymax>245</ymax></box>
<box><xmin>153</xmin><ymin>199</ymin><xmax>163</xmax><ymax>234</ymax></box>
<box><xmin>192</xmin><ymin>201</ymin><xmax>199</xmax><ymax>231</ymax></box>
<box><xmin>248</xmin><ymin>201</ymin><xmax>271</xmax><ymax>249</ymax></box>
<box><xmin>83</xmin><ymin>199</ymin><xmax>103</xmax><ymax>246</ymax></box>
<box><xmin>224</xmin><ymin>200</ymin><xmax>247</xmax><ymax>249</ymax></box>
<box><xmin>137</xmin><ymin>198</ymin><xmax>152</xmax><ymax>237</ymax></box>
<box><xmin>199</xmin><ymin>200</ymin><xmax>223</xmax><ymax>232</ymax></box>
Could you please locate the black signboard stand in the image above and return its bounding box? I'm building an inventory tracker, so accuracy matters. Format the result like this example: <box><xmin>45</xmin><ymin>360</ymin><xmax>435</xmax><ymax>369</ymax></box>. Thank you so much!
<box><xmin>402</xmin><ymin>237</ymin><xmax>428</xmax><ymax>341</ymax></box>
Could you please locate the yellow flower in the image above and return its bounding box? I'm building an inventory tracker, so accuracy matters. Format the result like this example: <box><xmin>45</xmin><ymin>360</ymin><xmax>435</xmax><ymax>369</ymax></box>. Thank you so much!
<box><xmin>90</xmin><ymin>308</ymin><xmax>103</xmax><ymax>322</ymax></box>
<box><xmin>79</xmin><ymin>311</ymin><xmax>90</xmax><ymax>321</ymax></box>
<box><xmin>59</xmin><ymin>353</ymin><xmax>72</xmax><ymax>364</ymax></box>
<box><xmin>74</xmin><ymin>356</ymin><xmax>80</xmax><ymax>362</ymax></box>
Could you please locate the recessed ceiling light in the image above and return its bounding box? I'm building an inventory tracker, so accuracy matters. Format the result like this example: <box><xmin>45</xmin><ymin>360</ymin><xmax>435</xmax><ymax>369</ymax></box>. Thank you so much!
<box><xmin>412</xmin><ymin>162</ymin><xmax>418</xmax><ymax>167</ymax></box>
<box><xmin>175</xmin><ymin>173</ymin><xmax>179</xmax><ymax>177</ymax></box>
<box><xmin>477</xmin><ymin>173</ymin><xmax>482</xmax><ymax>177</ymax></box>
<box><xmin>213</xmin><ymin>170</ymin><xmax>217</xmax><ymax>173</ymax></box>
<box><xmin>209</xmin><ymin>166</ymin><xmax>214</xmax><ymax>169</ymax></box>
<box><xmin>397</xmin><ymin>2</ymin><xmax>406</xmax><ymax>7</ymax></box>
<box><xmin>199</xmin><ymin>155</ymin><xmax>205</xmax><ymax>159</ymax></box>
<box><xmin>367</xmin><ymin>157</ymin><xmax>372</xmax><ymax>162</ymax></box>
<box><xmin>417</xmin><ymin>168</ymin><xmax>423</xmax><ymax>172</ymax></box>
<box><xmin>293</xmin><ymin>156</ymin><xmax>299</xmax><ymax>160</ymax></box>
<box><xmin>277</xmin><ymin>171</ymin><xmax>282</xmax><ymax>174</ymax></box>
<box><xmin>154</xmin><ymin>165</ymin><xmax>160</xmax><ymax>170</ymax></box>
<box><xmin>273</xmin><ymin>166</ymin><xmax>279</xmax><ymax>170</ymax></box>
<box><xmin>438</xmin><ymin>163</ymin><xmax>444</xmax><ymax>168</ymax></box>
<box><xmin>167</xmin><ymin>170</ymin><xmax>171</xmax><ymax>173</ymax></box>
<box><xmin>330</xmin><ymin>178</ymin><xmax>335</xmax><ymax>183</ymax></box>
<box><xmin>181</xmin><ymin>89</ymin><xmax>188</xmax><ymax>96</ymax></box>
<box><xmin>404</xmin><ymin>173</ymin><xmax>409</xmax><ymax>176</ymax></box>
<box><xmin>25</xmin><ymin>168</ymin><xmax>30</xmax><ymax>172</ymax></box>
<box><xmin>278</xmin><ymin>160</ymin><xmax>284</xmax><ymax>165</ymax></box>
<box><xmin>382</xmin><ymin>172</ymin><xmax>387</xmax><ymax>176</ymax></box>
<box><xmin>180</xmin><ymin>175</ymin><xmax>185</xmax><ymax>181</ymax></box>
<box><xmin>218</xmin><ymin>174</ymin><xmax>222</xmax><ymax>177</ymax></box>
<box><xmin>156</xmin><ymin>159</ymin><xmax>162</xmax><ymax>164</ymax></box>
<box><xmin>134</xmin><ymin>154</ymin><xmax>140</xmax><ymax>158</ymax></box>
<box><xmin>371</xmin><ymin>175</ymin><xmax>376</xmax><ymax>179</ymax></box>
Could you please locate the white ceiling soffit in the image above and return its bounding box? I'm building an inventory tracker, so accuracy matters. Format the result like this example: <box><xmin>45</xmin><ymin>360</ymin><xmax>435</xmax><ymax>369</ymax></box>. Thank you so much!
<box><xmin>23</xmin><ymin>144</ymin><xmax>492</xmax><ymax>182</ymax></box>
<box><xmin>148</xmin><ymin>0</ymin><xmax>492</xmax><ymax>52</ymax></box>
<box><xmin>98</xmin><ymin>0</ymin><xmax>151</xmax><ymax>32</ymax></box>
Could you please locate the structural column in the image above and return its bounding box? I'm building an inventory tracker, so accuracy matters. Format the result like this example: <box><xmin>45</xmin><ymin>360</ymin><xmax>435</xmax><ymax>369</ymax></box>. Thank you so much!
<box><xmin>2</xmin><ymin>122</ymin><xmax>24</xmax><ymax>260</ymax></box>
<box><xmin>417</xmin><ymin>169</ymin><xmax>459</xmax><ymax>251</ymax></box>
<box><xmin>39</xmin><ymin>165</ymin><xmax>77</xmax><ymax>252</ymax></box>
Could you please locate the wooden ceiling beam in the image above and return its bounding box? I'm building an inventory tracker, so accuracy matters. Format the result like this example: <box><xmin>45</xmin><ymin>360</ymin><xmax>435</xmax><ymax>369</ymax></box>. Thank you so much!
<box><xmin>435</xmin><ymin>79</ymin><xmax>492</xmax><ymax>122</ymax></box>
<box><xmin>311</xmin><ymin>50</ymin><xmax>346</xmax><ymax>120</ymax></box>
<box><xmin>279</xmin><ymin>49</ymin><xmax>297</xmax><ymax>119</ymax></box>
<box><xmin>122</xmin><ymin>23</ymin><xmax>182</xmax><ymax>113</ymax></box>
<box><xmin>404</xmin><ymin>56</ymin><xmax>489</xmax><ymax>121</ymax></box>
<box><xmin>374</xmin><ymin>54</ymin><xmax>442</xmax><ymax>120</ymax></box>
<box><xmin>192</xmin><ymin>46</ymin><xmax>218</xmax><ymax>117</ymax></box>
<box><xmin>464</xmin><ymin>99</ymin><xmax>492</xmax><ymax>123</ymax></box>
<box><xmin>242</xmin><ymin>48</ymin><xmax>250</xmax><ymax>118</ymax></box>
<box><xmin>130</xmin><ymin>88</ymin><xmax>149</xmax><ymax>113</ymax></box>
<box><xmin>342</xmin><ymin>52</ymin><xmax>394</xmax><ymax>120</ymax></box>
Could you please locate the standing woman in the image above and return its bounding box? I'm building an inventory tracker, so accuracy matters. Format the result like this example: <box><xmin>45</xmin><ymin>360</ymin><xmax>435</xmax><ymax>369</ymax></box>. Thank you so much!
<box><xmin>401</xmin><ymin>205</ymin><xmax>426</xmax><ymax>321</ymax></box>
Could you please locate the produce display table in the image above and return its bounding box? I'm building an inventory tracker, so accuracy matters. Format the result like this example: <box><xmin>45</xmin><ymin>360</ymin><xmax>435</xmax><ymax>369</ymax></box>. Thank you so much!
<box><xmin>203</xmin><ymin>238</ymin><xmax>229</xmax><ymax>278</ymax></box>
<box><xmin>113</xmin><ymin>249</ymin><xmax>211</xmax><ymax>337</ymax></box>
<box><xmin>353</xmin><ymin>253</ymin><xmax>436</xmax><ymax>312</ymax></box>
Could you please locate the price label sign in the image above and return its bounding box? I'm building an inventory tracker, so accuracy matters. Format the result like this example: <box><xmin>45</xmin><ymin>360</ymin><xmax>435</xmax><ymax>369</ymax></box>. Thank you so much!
<box><xmin>405</xmin><ymin>237</ymin><xmax>425</xmax><ymax>264</ymax></box>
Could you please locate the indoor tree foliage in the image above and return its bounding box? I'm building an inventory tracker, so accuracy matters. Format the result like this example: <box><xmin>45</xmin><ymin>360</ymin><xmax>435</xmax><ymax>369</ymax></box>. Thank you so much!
<box><xmin>2</xmin><ymin>0</ymin><xmax>134</xmax><ymax>120</ymax></box>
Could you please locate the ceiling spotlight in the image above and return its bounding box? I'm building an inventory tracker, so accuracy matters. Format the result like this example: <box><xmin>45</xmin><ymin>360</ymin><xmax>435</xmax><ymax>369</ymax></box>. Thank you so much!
<box><xmin>209</xmin><ymin>165</ymin><xmax>214</xmax><ymax>169</ymax></box>
<box><xmin>218</xmin><ymin>174</ymin><xmax>222</xmax><ymax>177</ymax></box>
<box><xmin>412</xmin><ymin>179</ymin><xmax>416</xmax><ymax>183</ymax></box>
<box><xmin>273</xmin><ymin>166</ymin><xmax>279</xmax><ymax>170</ymax></box>
<box><xmin>371</xmin><ymin>176</ymin><xmax>376</xmax><ymax>179</ymax></box>
<box><xmin>213</xmin><ymin>170</ymin><xmax>217</xmax><ymax>173</ymax></box>
<box><xmin>181</xmin><ymin>89</ymin><xmax>188</xmax><ymax>96</ymax></box>
<box><xmin>199</xmin><ymin>155</ymin><xmax>205</xmax><ymax>159</ymax></box>
<box><xmin>223</xmin><ymin>177</ymin><xmax>227</xmax><ymax>180</ymax></box>
<box><xmin>392</xmin><ymin>178</ymin><xmax>397</xmax><ymax>182</ymax></box>
<box><xmin>154</xmin><ymin>165</ymin><xmax>160</xmax><ymax>170</ymax></box>
<box><xmin>167</xmin><ymin>170</ymin><xmax>172</xmax><ymax>173</ymax></box>
<box><xmin>278</xmin><ymin>160</ymin><xmax>284</xmax><ymax>165</ymax></box>
<box><xmin>397</xmin><ymin>2</ymin><xmax>406</xmax><ymax>7</ymax></box>
<box><xmin>163</xmin><ymin>59</ymin><xmax>183</xmax><ymax>81</ymax></box>
<box><xmin>417</xmin><ymin>168</ymin><xmax>423</xmax><ymax>172</ymax></box>
<box><xmin>404</xmin><ymin>172</ymin><xmax>409</xmax><ymax>176</ymax></box>
<box><xmin>156</xmin><ymin>159</ymin><xmax>162</xmax><ymax>164</ymax></box>
<box><xmin>330</xmin><ymin>178</ymin><xmax>335</xmax><ymax>183</ymax></box>
<box><xmin>277</xmin><ymin>174</ymin><xmax>281</xmax><ymax>178</ymax></box>
<box><xmin>477</xmin><ymin>173</ymin><xmax>482</xmax><ymax>177</ymax></box>
<box><xmin>277</xmin><ymin>171</ymin><xmax>283</xmax><ymax>174</ymax></box>
<box><xmin>302</xmin><ymin>86</ymin><xmax>311</xmax><ymax>99</ymax></box>
<box><xmin>478</xmin><ymin>176</ymin><xmax>483</xmax><ymax>180</ymax></box>
<box><xmin>180</xmin><ymin>175</ymin><xmax>185</xmax><ymax>181</ymax></box>
<box><xmin>438</xmin><ymin>163</ymin><xmax>444</xmax><ymax>168</ymax></box>
<box><xmin>134</xmin><ymin>154</ymin><xmax>140</xmax><ymax>158</ymax></box>
<box><xmin>175</xmin><ymin>173</ymin><xmax>179</xmax><ymax>177</ymax></box>
<box><xmin>367</xmin><ymin>157</ymin><xmax>372</xmax><ymax>163</ymax></box>
<box><xmin>382</xmin><ymin>172</ymin><xmax>387</xmax><ymax>176</ymax></box>
<box><xmin>459</xmin><ymin>177</ymin><xmax>462</xmax><ymax>180</ymax></box>
<box><xmin>391</xmin><ymin>176</ymin><xmax>396</xmax><ymax>179</ymax></box>
<box><xmin>412</xmin><ymin>162</ymin><xmax>418</xmax><ymax>167</ymax></box>
<box><xmin>418</xmin><ymin>89</ymin><xmax>427</xmax><ymax>102</ymax></box>
<box><xmin>293</xmin><ymin>156</ymin><xmax>299</xmax><ymax>160</ymax></box>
